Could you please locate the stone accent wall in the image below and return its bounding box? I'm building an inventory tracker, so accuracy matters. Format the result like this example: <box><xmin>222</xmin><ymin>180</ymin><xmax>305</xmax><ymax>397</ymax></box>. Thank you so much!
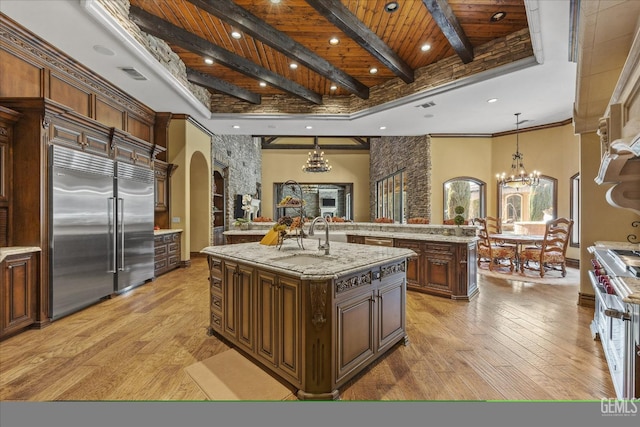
<box><xmin>369</xmin><ymin>135</ymin><xmax>431</xmax><ymax>221</ymax></box>
<box><xmin>211</xmin><ymin>135</ymin><xmax>262</xmax><ymax>228</ymax></box>
<box><xmin>97</xmin><ymin>0</ymin><xmax>211</xmax><ymax>108</ymax></box>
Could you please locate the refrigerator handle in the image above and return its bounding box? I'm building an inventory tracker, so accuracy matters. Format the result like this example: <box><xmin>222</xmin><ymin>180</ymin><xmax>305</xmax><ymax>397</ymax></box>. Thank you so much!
<box><xmin>108</xmin><ymin>197</ymin><xmax>117</xmax><ymax>273</ymax></box>
<box><xmin>118</xmin><ymin>198</ymin><xmax>125</xmax><ymax>271</ymax></box>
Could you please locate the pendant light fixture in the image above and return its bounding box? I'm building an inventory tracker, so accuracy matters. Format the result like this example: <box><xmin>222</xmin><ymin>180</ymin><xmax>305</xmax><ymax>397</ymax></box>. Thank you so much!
<box><xmin>496</xmin><ymin>113</ymin><xmax>540</xmax><ymax>189</ymax></box>
<box><xmin>302</xmin><ymin>137</ymin><xmax>331</xmax><ymax>173</ymax></box>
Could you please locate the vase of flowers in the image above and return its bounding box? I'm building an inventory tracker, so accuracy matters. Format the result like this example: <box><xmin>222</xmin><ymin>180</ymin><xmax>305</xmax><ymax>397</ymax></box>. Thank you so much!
<box><xmin>453</xmin><ymin>205</ymin><xmax>465</xmax><ymax>236</ymax></box>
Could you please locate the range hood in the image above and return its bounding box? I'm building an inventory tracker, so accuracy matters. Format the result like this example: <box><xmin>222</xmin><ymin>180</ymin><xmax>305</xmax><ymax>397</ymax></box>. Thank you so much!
<box><xmin>595</xmin><ymin>132</ymin><xmax>640</xmax><ymax>215</ymax></box>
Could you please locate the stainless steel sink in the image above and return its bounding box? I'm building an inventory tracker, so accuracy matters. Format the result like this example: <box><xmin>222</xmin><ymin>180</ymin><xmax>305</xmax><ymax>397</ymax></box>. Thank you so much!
<box><xmin>271</xmin><ymin>253</ymin><xmax>339</xmax><ymax>266</ymax></box>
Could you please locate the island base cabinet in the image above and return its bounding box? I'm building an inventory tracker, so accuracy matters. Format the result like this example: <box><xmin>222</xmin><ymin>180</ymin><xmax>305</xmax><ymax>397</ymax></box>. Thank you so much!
<box><xmin>206</xmin><ymin>255</ymin><xmax>408</xmax><ymax>400</ymax></box>
<box><xmin>1</xmin><ymin>252</ymin><xmax>39</xmax><ymax>340</ymax></box>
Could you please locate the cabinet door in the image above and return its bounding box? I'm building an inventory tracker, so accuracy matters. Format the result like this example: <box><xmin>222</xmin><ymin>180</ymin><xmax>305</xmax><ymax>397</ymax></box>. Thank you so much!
<box><xmin>256</xmin><ymin>270</ymin><xmax>278</xmax><ymax>365</ymax></box>
<box><xmin>395</xmin><ymin>239</ymin><xmax>422</xmax><ymax>289</ymax></box>
<box><xmin>236</xmin><ymin>264</ymin><xmax>255</xmax><ymax>352</ymax></box>
<box><xmin>424</xmin><ymin>244</ymin><xmax>456</xmax><ymax>296</ymax></box>
<box><xmin>335</xmin><ymin>291</ymin><xmax>375</xmax><ymax>382</ymax></box>
<box><xmin>154</xmin><ymin>169</ymin><xmax>168</xmax><ymax>211</ymax></box>
<box><xmin>277</xmin><ymin>275</ymin><xmax>301</xmax><ymax>383</ymax></box>
<box><xmin>377</xmin><ymin>278</ymin><xmax>406</xmax><ymax>353</ymax></box>
<box><xmin>1</xmin><ymin>254</ymin><xmax>36</xmax><ymax>338</ymax></box>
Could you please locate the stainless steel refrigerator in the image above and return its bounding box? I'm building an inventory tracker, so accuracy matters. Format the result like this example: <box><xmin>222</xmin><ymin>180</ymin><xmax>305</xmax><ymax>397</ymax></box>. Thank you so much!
<box><xmin>50</xmin><ymin>145</ymin><xmax>154</xmax><ymax>320</ymax></box>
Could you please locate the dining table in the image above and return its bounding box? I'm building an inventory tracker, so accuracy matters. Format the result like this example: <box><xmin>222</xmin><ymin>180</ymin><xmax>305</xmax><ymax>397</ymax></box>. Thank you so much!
<box><xmin>489</xmin><ymin>233</ymin><xmax>545</xmax><ymax>267</ymax></box>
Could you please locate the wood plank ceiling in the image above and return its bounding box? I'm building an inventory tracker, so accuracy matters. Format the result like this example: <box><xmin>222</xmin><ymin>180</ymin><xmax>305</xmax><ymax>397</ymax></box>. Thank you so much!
<box><xmin>128</xmin><ymin>0</ymin><xmax>529</xmax><ymax>115</ymax></box>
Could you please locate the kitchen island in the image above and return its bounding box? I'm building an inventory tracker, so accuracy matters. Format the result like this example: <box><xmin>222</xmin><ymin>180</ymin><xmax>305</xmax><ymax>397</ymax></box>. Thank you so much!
<box><xmin>201</xmin><ymin>239</ymin><xmax>416</xmax><ymax>400</ymax></box>
<box><xmin>225</xmin><ymin>221</ymin><xmax>479</xmax><ymax>300</ymax></box>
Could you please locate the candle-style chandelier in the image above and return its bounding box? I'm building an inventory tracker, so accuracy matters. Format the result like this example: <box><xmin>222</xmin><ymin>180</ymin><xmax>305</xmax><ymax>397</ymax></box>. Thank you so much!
<box><xmin>496</xmin><ymin>113</ymin><xmax>540</xmax><ymax>189</ymax></box>
<box><xmin>302</xmin><ymin>137</ymin><xmax>331</xmax><ymax>173</ymax></box>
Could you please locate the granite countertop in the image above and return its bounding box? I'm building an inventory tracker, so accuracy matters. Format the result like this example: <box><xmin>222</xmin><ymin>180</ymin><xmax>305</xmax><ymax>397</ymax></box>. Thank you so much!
<box><xmin>0</xmin><ymin>246</ymin><xmax>41</xmax><ymax>263</ymax></box>
<box><xmin>593</xmin><ymin>241</ymin><xmax>640</xmax><ymax>304</ymax></box>
<box><xmin>201</xmin><ymin>239</ymin><xmax>416</xmax><ymax>280</ymax></box>
<box><xmin>224</xmin><ymin>227</ymin><xmax>478</xmax><ymax>243</ymax></box>
<box><xmin>154</xmin><ymin>229</ymin><xmax>183</xmax><ymax>236</ymax></box>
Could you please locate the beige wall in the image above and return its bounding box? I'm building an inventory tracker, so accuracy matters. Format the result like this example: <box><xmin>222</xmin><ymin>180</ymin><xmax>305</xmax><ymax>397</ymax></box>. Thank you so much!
<box><xmin>261</xmin><ymin>149</ymin><xmax>370</xmax><ymax>222</ymax></box>
<box><xmin>430</xmin><ymin>136</ymin><xmax>493</xmax><ymax>224</ymax></box>
<box><xmin>431</xmin><ymin>124</ymin><xmax>581</xmax><ymax>260</ymax></box>
<box><xmin>168</xmin><ymin>119</ymin><xmax>212</xmax><ymax>261</ymax></box>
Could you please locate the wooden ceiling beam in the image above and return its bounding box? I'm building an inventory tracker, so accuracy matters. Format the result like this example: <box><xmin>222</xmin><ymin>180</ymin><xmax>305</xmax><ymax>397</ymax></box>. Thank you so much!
<box><xmin>305</xmin><ymin>0</ymin><xmax>414</xmax><ymax>84</ymax></box>
<box><xmin>186</xmin><ymin>0</ymin><xmax>370</xmax><ymax>99</ymax></box>
<box><xmin>186</xmin><ymin>68</ymin><xmax>261</xmax><ymax>104</ymax></box>
<box><xmin>421</xmin><ymin>0</ymin><xmax>474</xmax><ymax>63</ymax></box>
<box><xmin>129</xmin><ymin>6</ymin><xmax>322</xmax><ymax>105</ymax></box>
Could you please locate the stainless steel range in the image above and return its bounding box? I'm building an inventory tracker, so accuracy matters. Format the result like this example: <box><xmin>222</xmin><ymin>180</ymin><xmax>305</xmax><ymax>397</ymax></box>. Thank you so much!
<box><xmin>588</xmin><ymin>246</ymin><xmax>639</xmax><ymax>400</ymax></box>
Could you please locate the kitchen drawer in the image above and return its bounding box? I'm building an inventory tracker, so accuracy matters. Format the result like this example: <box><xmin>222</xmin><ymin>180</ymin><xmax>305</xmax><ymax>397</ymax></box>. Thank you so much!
<box><xmin>155</xmin><ymin>245</ymin><xmax>167</xmax><ymax>257</ymax></box>
<box><xmin>210</xmin><ymin>311</ymin><xmax>222</xmax><ymax>331</ymax></box>
<box><xmin>168</xmin><ymin>255</ymin><xmax>180</xmax><ymax>269</ymax></box>
<box><xmin>155</xmin><ymin>258</ymin><xmax>167</xmax><ymax>272</ymax></box>
<box><xmin>168</xmin><ymin>242</ymin><xmax>179</xmax><ymax>254</ymax></box>
<box><xmin>211</xmin><ymin>293</ymin><xmax>222</xmax><ymax>312</ymax></box>
<box><xmin>210</xmin><ymin>275</ymin><xmax>223</xmax><ymax>292</ymax></box>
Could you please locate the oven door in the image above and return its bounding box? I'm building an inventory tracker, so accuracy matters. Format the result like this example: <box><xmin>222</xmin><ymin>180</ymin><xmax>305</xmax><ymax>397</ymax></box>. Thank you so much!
<box><xmin>595</xmin><ymin>288</ymin><xmax>628</xmax><ymax>399</ymax></box>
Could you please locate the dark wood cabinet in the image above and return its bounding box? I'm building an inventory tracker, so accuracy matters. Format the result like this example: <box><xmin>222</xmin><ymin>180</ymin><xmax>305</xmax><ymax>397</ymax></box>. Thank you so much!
<box><xmin>1</xmin><ymin>251</ymin><xmax>39</xmax><ymax>340</ymax></box>
<box><xmin>0</xmin><ymin>106</ymin><xmax>19</xmax><ymax>247</ymax></box>
<box><xmin>154</xmin><ymin>231</ymin><xmax>181</xmax><ymax>277</ymax></box>
<box><xmin>225</xmin><ymin>234</ymin><xmax>264</xmax><ymax>244</ymax></box>
<box><xmin>213</xmin><ymin>169</ymin><xmax>226</xmax><ymax>246</ymax></box>
<box><xmin>153</xmin><ymin>160</ymin><xmax>176</xmax><ymax>230</ymax></box>
<box><xmin>206</xmin><ymin>253</ymin><xmax>407</xmax><ymax>399</ymax></box>
<box><xmin>348</xmin><ymin>234</ymin><xmax>478</xmax><ymax>300</ymax></box>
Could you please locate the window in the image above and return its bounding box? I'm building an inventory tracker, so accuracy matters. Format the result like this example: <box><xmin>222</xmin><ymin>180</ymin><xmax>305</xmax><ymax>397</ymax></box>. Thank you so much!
<box><xmin>376</xmin><ymin>170</ymin><xmax>406</xmax><ymax>222</ymax></box>
<box><xmin>570</xmin><ymin>173</ymin><xmax>580</xmax><ymax>247</ymax></box>
<box><xmin>497</xmin><ymin>175</ymin><xmax>557</xmax><ymax>234</ymax></box>
<box><xmin>443</xmin><ymin>177</ymin><xmax>486</xmax><ymax>221</ymax></box>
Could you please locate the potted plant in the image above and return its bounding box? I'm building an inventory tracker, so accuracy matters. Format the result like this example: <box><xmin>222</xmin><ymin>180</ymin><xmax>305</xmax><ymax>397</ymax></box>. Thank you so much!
<box><xmin>234</xmin><ymin>217</ymin><xmax>250</xmax><ymax>230</ymax></box>
<box><xmin>453</xmin><ymin>205</ymin><xmax>465</xmax><ymax>236</ymax></box>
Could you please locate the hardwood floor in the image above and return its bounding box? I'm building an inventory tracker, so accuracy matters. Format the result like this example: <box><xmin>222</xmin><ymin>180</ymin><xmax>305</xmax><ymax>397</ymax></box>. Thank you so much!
<box><xmin>0</xmin><ymin>256</ymin><xmax>614</xmax><ymax>401</ymax></box>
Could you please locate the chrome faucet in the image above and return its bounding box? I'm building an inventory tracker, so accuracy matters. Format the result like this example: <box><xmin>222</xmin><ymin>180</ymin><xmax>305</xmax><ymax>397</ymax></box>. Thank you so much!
<box><xmin>308</xmin><ymin>216</ymin><xmax>330</xmax><ymax>255</ymax></box>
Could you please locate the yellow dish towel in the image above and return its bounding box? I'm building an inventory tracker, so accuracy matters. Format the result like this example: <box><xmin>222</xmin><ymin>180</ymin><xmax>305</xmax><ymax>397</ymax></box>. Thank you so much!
<box><xmin>260</xmin><ymin>229</ymin><xmax>280</xmax><ymax>246</ymax></box>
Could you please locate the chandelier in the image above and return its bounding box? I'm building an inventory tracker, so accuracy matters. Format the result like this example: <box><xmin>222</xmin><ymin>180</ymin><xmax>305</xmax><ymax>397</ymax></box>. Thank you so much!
<box><xmin>302</xmin><ymin>137</ymin><xmax>331</xmax><ymax>173</ymax></box>
<box><xmin>496</xmin><ymin>113</ymin><xmax>540</xmax><ymax>189</ymax></box>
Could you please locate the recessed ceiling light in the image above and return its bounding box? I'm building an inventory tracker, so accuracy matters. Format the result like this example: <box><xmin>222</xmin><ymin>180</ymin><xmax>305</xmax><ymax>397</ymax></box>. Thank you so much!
<box><xmin>487</xmin><ymin>98</ymin><xmax>498</xmax><ymax>103</ymax></box>
<box><xmin>421</xmin><ymin>44</ymin><xmax>431</xmax><ymax>52</ymax></box>
<box><xmin>305</xmin><ymin>125</ymin><xmax>313</xmax><ymax>129</ymax></box>
<box><xmin>259</xmin><ymin>81</ymin><xmax>267</xmax><ymax>87</ymax></box>
<box><xmin>384</xmin><ymin>2</ymin><xmax>399</xmax><ymax>13</ymax></box>
<box><xmin>379</xmin><ymin>126</ymin><xmax>387</xmax><ymax>130</ymax></box>
<box><xmin>369</xmin><ymin>67</ymin><xmax>378</xmax><ymax>74</ymax></box>
<box><xmin>204</xmin><ymin>58</ymin><xmax>214</xmax><ymax>65</ymax></box>
<box><xmin>329</xmin><ymin>37</ymin><xmax>340</xmax><ymax>45</ymax></box>
<box><xmin>231</xmin><ymin>31</ymin><xmax>242</xmax><ymax>39</ymax></box>
<box><xmin>270</xmin><ymin>0</ymin><xmax>281</xmax><ymax>3</ymax></box>
<box><xmin>93</xmin><ymin>45</ymin><xmax>115</xmax><ymax>56</ymax></box>
<box><xmin>490</xmin><ymin>11</ymin><xmax>506</xmax><ymax>22</ymax></box>
<box><xmin>232</xmin><ymin>125</ymin><xmax>240</xmax><ymax>129</ymax></box>
<box><xmin>330</xmin><ymin>84</ymin><xmax>337</xmax><ymax>91</ymax></box>
<box><xmin>290</xmin><ymin>63</ymin><xmax>298</xmax><ymax>70</ymax></box>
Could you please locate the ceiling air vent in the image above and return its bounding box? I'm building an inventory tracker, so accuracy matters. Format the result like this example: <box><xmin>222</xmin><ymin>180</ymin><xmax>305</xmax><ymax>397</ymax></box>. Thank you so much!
<box><xmin>120</xmin><ymin>67</ymin><xmax>147</xmax><ymax>81</ymax></box>
<box><xmin>418</xmin><ymin>100</ymin><xmax>436</xmax><ymax>108</ymax></box>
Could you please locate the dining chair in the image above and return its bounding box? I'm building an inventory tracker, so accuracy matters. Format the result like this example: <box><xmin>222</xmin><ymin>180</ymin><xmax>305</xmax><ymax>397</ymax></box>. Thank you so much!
<box><xmin>485</xmin><ymin>216</ymin><xmax>502</xmax><ymax>234</ymax></box>
<box><xmin>475</xmin><ymin>217</ymin><xmax>516</xmax><ymax>271</ymax></box>
<box><xmin>519</xmin><ymin>217</ymin><xmax>574</xmax><ymax>277</ymax></box>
